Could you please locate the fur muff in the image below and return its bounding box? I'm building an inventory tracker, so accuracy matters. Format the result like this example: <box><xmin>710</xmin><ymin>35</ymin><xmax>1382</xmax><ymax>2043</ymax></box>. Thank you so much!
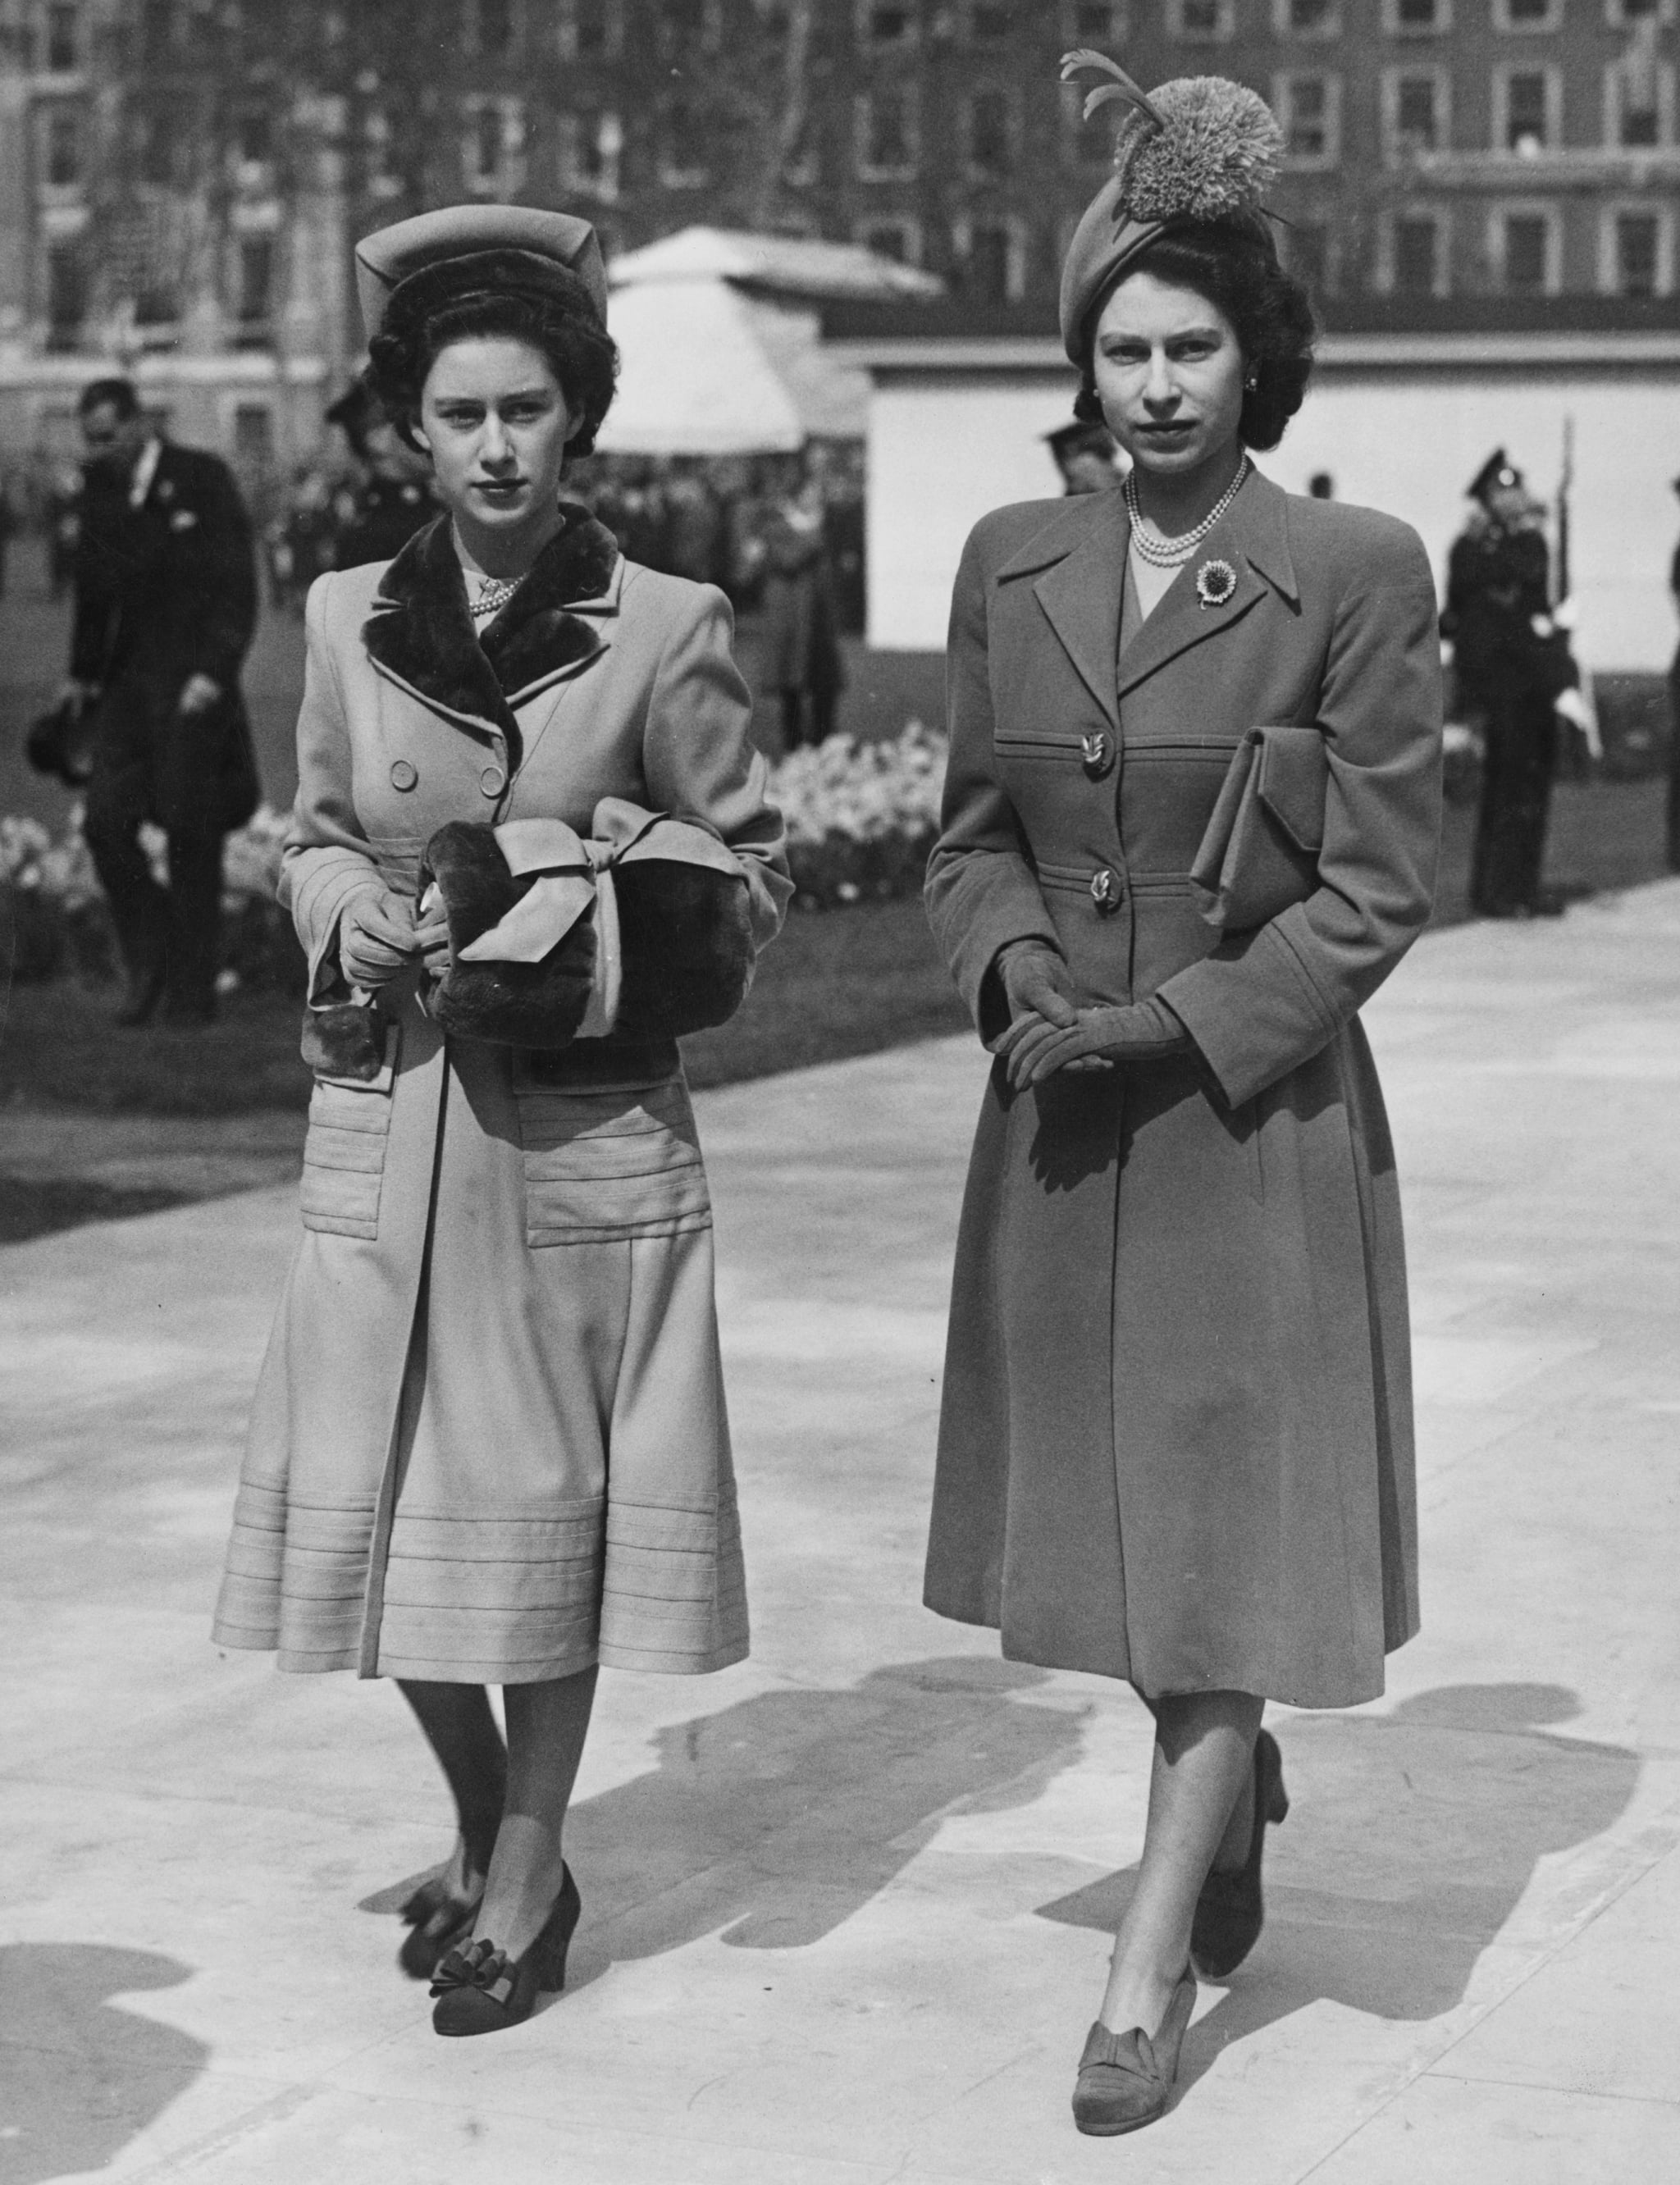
<box><xmin>421</xmin><ymin>820</ymin><xmax>595</xmax><ymax>1047</ymax></box>
<box><xmin>300</xmin><ymin>1000</ymin><xmax>388</xmax><ymax>1082</ymax></box>
<box><xmin>614</xmin><ymin>861</ymin><xmax>755</xmax><ymax>1038</ymax></box>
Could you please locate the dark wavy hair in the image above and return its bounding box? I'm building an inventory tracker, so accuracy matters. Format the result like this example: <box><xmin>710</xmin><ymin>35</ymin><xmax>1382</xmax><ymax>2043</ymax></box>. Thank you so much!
<box><xmin>1074</xmin><ymin>219</ymin><xmax>1316</xmax><ymax>454</ymax></box>
<box><xmin>367</xmin><ymin>273</ymin><xmax>619</xmax><ymax>460</ymax></box>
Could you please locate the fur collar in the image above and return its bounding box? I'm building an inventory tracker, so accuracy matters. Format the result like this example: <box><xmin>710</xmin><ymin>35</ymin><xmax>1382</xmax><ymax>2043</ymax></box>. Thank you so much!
<box><xmin>362</xmin><ymin>504</ymin><xmax>620</xmax><ymax>748</ymax></box>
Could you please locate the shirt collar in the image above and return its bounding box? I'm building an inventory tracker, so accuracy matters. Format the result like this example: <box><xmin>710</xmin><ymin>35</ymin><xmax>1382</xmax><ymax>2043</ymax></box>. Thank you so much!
<box><xmin>129</xmin><ymin>437</ymin><xmax>163</xmax><ymax>510</ymax></box>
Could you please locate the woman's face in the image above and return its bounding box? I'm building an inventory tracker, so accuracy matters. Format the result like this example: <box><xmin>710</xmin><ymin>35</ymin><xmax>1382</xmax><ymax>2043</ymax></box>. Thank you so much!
<box><xmin>413</xmin><ymin>336</ymin><xmax>576</xmax><ymax>532</ymax></box>
<box><xmin>1090</xmin><ymin>271</ymin><xmax>1247</xmax><ymax>483</ymax></box>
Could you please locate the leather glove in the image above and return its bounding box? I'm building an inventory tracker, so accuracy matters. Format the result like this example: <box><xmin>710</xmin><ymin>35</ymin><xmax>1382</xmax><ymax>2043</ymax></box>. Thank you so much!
<box><xmin>988</xmin><ymin>941</ymin><xmax>1078</xmax><ymax>1049</ymax></box>
<box><xmin>338</xmin><ymin>887</ymin><xmax>444</xmax><ymax>989</ymax></box>
<box><xmin>998</xmin><ymin>995</ymin><xmax>1192</xmax><ymax>1092</ymax></box>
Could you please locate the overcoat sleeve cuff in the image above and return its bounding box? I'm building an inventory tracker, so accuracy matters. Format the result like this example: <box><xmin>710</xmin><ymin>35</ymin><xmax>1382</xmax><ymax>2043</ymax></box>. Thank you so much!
<box><xmin>285</xmin><ymin>848</ymin><xmax>387</xmax><ymax>1007</ymax></box>
<box><xmin>1158</xmin><ymin>922</ymin><xmax>1340</xmax><ymax>1110</ymax></box>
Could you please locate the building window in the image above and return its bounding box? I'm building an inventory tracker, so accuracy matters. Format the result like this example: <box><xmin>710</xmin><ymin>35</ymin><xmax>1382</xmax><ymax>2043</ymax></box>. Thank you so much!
<box><xmin>958</xmin><ymin>217</ymin><xmax>1024</xmax><ymax>303</ymax></box>
<box><xmin>1605</xmin><ymin>50</ymin><xmax>1672</xmax><ymax>146</ymax></box>
<box><xmin>966</xmin><ymin>2</ymin><xmax>1013</xmax><ymax>37</ymax></box>
<box><xmin>1605</xmin><ymin>207</ymin><xmax>1667</xmax><ymax>293</ymax></box>
<box><xmin>857</xmin><ymin>217</ymin><xmax>921</xmax><ymax>265</ymax></box>
<box><xmin>467</xmin><ymin>0</ymin><xmax>518</xmax><ymax>56</ymax></box>
<box><xmin>968</xmin><ymin>87</ymin><xmax>1016</xmax><ymax>177</ymax></box>
<box><xmin>235</xmin><ymin>236</ymin><xmax>275</xmax><ymax>331</ymax></box>
<box><xmin>660</xmin><ymin>0</ymin><xmax>723</xmax><ymax>48</ymax></box>
<box><xmin>1169</xmin><ymin>0</ymin><xmax>1235</xmax><ymax>37</ymax></box>
<box><xmin>1493</xmin><ymin>0</ymin><xmax>1559</xmax><ymax>25</ymax></box>
<box><xmin>559</xmin><ymin>0</ymin><xmax>623</xmax><ymax>56</ymax></box>
<box><xmin>1607</xmin><ymin>0</ymin><xmax>1673</xmax><ymax>24</ymax></box>
<box><xmin>857</xmin><ymin>2</ymin><xmax>917</xmax><ymax>45</ymax></box>
<box><xmin>363</xmin><ymin>107</ymin><xmax>401</xmax><ymax>199</ymax></box>
<box><xmin>1386</xmin><ymin>67</ymin><xmax>1446</xmax><ymax>152</ymax></box>
<box><xmin>44</xmin><ymin>2</ymin><xmax>80</xmax><ymax>71</ymax></box>
<box><xmin>660</xmin><ymin>101</ymin><xmax>710</xmax><ymax>188</ymax></box>
<box><xmin>1275</xmin><ymin>0</ymin><xmax>1340</xmax><ymax>35</ymax></box>
<box><xmin>559</xmin><ymin>110</ymin><xmax>623</xmax><ymax>198</ymax></box>
<box><xmin>1389</xmin><ymin>208</ymin><xmax>1447</xmax><ymax>293</ymax></box>
<box><xmin>1276</xmin><ymin>72</ymin><xmax>1341</xmax><ymax>166</ymax></box>
<box><xmin>1384</xmin><ymin>0</ymin><xmax>1450</xmax><ymax>26</ymax></box>
<box><xmin>1064</xmin><ymin>0</ymin><xmax>1128</xmax><ymax>35</ymax></box>
<box><xmin>1492</xmin><ymin>205</ymin><xmax>1559</xmax><ymax>291</ymax></box>
<box><xmin>1285</xmin><ymin>219</ymin><xmax>1333</xmax><ymax>290</ymax></box>
<box><xmin>856</xmin><ymin>86</ymin><xmax>918</xmax><ymax>177</ymax></box>
<box><xmin>43</xmin><ymin>107</ymin><xmax>80</xmax><ymax>188</ymax></box>
<box><xmin>45</xmin><ymin>242</ymin><xmax>85</xmax><ymax>348</ymax></box>
<box><xmin>463</xmin><ymin>95</ymin><xmax>525</xmax><ymax>190</ymax></box>
<box><xmin>1496</xmin><ymin>66</ymin><xmax>1559</xmax><ymax>152</ymax></box>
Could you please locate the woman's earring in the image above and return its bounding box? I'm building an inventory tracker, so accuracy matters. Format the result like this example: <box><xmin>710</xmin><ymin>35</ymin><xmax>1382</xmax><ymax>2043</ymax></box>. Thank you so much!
<box><xmin>1244</xmin><ymin>373</ymin><xmax>1259</xmax><ymax>392</ymax></box>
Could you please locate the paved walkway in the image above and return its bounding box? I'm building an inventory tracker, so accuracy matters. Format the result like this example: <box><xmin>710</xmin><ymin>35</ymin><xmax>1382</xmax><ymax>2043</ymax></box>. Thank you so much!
<box><xmin>3</xmin><ymin>884</ymin><xmax>1679</xmax><ymax>2184</ymax></box>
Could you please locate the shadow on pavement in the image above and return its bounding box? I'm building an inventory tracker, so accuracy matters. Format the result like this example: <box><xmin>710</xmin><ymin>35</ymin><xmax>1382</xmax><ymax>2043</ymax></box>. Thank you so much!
<box><xmin>1036</xmin><ymin>1682</ymin><xmax>1639</xmax><ymax>2087</ymax></box>
<box><xmin>0</xmin><ymin>1944</ymin><xmax>207</xmax><ymax>2185</ymax></box>
<box><xmin>561</xmin><ymin>1655</ymin><xmax>1086</xmax><ymax>1966</ymax></box>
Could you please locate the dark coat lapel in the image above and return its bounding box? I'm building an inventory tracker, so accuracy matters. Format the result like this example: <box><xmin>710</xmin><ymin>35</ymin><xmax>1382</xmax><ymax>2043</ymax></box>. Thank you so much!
<box><xmin>362</xmin><ymin>504</ymin><xmax>621</xmax><ymax>753</ymax></box>
<box><xmin>1116</xmin><ymin>468</ymin><xmax>1300</xmax><ymax>702</ymax></box>
<box><xmin>1021</xmin><ymin>490</ymin><xmax>1128</xmax><ymax>732</ymax></box>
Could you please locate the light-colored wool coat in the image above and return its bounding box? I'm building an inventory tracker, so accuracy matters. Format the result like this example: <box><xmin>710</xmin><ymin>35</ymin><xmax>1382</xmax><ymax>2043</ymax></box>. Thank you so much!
<box><xmin>212</xmin><ymin>512</ymin><xmax>790</xmax><ymax>1684</ymax></box>
<box><xmin>924</xmin><ymin>472</ymin><xmax>1442</xmax><ymax>1709</ymax></box>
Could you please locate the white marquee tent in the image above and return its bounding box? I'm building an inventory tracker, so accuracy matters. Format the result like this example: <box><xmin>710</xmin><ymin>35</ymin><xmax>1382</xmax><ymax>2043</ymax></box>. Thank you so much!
<box><xmin>596</xmin><ymin>226</ymin><xmax>940</xmax><ymax>458</ymax></box>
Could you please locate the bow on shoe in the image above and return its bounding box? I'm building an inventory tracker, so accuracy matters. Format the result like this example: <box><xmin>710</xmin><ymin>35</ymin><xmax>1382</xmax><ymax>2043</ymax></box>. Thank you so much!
<box><xmin>429</xmin><ymin>1937</ymin><xmax>517</xmax><ymax>2009</ymax></box>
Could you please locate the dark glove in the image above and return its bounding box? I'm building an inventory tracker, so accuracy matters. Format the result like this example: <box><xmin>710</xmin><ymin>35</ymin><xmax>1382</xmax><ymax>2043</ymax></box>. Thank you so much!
<box><xmin>988</xmin><ymin>942</ymin><xmax>1079</xmax><ymax>1050</ymax></box>
<box><xmin>998</xmin><ymin>995</ymin><xmax>1191</xmax><ymax>1091</ymax></box>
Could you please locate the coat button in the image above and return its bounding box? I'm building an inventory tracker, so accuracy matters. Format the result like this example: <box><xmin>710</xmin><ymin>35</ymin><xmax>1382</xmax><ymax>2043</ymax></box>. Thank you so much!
<box><xmin>389</xmin><ymin>759</ymin><xmax>418</xmax><ymax>792</ymax></box>
<box><xmin>479</xmin><ymin>763</ymin><xmax>507</xmax><ymax>798</ymax></box>
<box><xmin>1090</xmin><ymin>866</ymin><xmax>1122</xmax><ymax>914</ymax></box>
<box><xmin>1080</xmin><ymin>732</ymin><xmax>1114</xmax><ymax>780</ymax></box>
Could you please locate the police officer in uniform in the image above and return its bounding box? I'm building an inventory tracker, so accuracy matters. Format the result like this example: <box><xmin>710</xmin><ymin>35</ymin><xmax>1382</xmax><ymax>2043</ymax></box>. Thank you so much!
<box><xmin>65</xmin><ymin>377</ymin><xmax>260</xmax><ymax>1024</ymax></box>
<box><xmin>1441</xmin><ymin>449</ymin><xmax>1577</xmax><ymax>918</ymax></box>
<box><xmin>324</xmin><ymin>373</ymin><xmax>436</xmax><ymax>569</ymax></box>
<box><xmin>1043</xmin><ymin>415</ymin><xmax>1121</xmax><ymax>495</ymax></box>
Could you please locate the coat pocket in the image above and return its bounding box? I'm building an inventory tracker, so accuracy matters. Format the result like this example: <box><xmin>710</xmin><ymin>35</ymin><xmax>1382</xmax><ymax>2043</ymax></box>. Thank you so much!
<box><xmin>512</xmin><ymin>1070</ymin><xmax>712</xmax><ymax>1248</ymax></box>
<box><xmin>299</xmin><ymin>1029</ymin><xmax>400</xmax><ymax>1239</ymax></box>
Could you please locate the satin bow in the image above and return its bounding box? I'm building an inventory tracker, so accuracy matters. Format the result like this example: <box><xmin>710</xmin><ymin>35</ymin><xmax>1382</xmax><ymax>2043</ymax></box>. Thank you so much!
<box><xmin>454</xmin><ymin>797</ymin><xmax>745</xmax><ymax>1039</ymax></box>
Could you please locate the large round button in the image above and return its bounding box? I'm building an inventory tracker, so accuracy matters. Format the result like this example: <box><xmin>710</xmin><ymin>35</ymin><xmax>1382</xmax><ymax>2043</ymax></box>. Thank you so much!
<box><xmin>479</xmin><ymin>763</ymin><xmax>507</xmax><ymax>798</ymax></box>
<box><xmin>1089</xmin><ymin>866</ymin><xmax>1122</xmax><ymax>913</ymax></box>
<box><xmin>389</xmin><ymin>759</ymin><xmax>418</xmax><ymax>792</ymax></box>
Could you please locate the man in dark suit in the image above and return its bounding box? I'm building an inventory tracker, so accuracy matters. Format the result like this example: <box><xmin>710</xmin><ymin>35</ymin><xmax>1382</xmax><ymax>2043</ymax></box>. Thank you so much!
<box><xmin>1441</xmin><ymin>449</ymin><xmax>1578</xmax><ymax>919</ymax></box>
<box><xmin>64</xmin><ymin>376</ymin><xmax>260</xmax><ymax>1023</ymax></box>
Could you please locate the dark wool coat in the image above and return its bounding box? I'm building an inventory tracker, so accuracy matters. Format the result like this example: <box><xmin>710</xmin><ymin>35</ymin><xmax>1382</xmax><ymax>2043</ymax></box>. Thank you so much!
<box><xmin>924</xmin><ymin>472</ymin><xmax>1442</xmax><ymax>1709</ymax></box>
<box><xmin>213</xmin><ymin>512</ymin><xmax>790</xmax><ymax>1685</ymax></box>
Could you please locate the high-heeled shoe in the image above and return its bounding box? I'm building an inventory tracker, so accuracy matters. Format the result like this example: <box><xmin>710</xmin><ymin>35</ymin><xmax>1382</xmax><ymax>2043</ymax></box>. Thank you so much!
<box><xmin>397</xmin><ymin>1871</ymin><xmax>484</xmax><ymax>1982</ymax></box>
<box><xmin>429</xmin><ymin>1864</ymin><xmax>582</xmax><ymax>2037</ymax></box>
<box><xmin>1072</xmin><ymin>1962</ymin><xmax>1197</xmax><ymax>2136</ymax></box>
<box><xmin>1191</xmin><ymin>1727</ymin><xmax>1289</xmax><ymax>1979</ymax></box>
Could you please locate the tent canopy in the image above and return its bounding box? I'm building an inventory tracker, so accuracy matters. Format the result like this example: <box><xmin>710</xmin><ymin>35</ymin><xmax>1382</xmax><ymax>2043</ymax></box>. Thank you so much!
<box><xmin>598</xmin><ymin>228</ymin><xmax>940</xmax><ymax>457</ymax></box>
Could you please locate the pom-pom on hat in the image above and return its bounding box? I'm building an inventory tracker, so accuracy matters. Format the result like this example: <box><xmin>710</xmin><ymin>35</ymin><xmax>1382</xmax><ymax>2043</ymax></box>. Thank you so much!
<box><xmin>354</xmin><ymin>204</ymin><xmax>609</xmax><ymax>344</ymax></box>
<box><xmin>1057</xmin><ymin>50</ymin><xmax>1284</xmax><ymax>366</ymax></box>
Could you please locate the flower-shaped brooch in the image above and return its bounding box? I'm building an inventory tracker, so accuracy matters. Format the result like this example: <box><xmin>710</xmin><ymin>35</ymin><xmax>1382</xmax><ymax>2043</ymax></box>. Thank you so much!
<box><xmin>1195</xmin><ymin>558</ymin><xmax>1238</xmax><ymax>610</ymax></box>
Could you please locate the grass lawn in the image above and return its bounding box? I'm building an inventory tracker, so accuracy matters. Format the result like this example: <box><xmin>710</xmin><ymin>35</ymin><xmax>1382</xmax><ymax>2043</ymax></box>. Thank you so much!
<box><xmin>0</xmin><ymin>894</ymin><xmax>970</xmax><ymax>1119</ymax></box>
<box><xmin>0</xmin><ymin>772</ymin><xmax>1669</xmax><ymax>1129</ymax></box>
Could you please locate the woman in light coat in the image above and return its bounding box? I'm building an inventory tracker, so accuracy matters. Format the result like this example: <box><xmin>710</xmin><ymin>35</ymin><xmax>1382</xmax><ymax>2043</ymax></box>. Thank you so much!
<box><xmin>924</xmin><ymin>62</ymin><xmax>1442</xmax><ymax>2133</ymax></box>
<box><xmin>212</xmin><ymin>205</ymin><xmax>789</xmax><ymax>2037</ymax></box>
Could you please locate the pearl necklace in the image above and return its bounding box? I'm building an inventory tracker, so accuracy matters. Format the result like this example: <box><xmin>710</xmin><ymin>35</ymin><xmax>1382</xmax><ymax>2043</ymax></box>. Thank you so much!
<box><xmin>1124</xmin><ymin>455</ymin><xmax>1250</xmax><ymax>569</ymax></box>
<box><xmin>471</xmin><ymin>573</ymin><xmax>523</xmax><ymax>619</ymax></box>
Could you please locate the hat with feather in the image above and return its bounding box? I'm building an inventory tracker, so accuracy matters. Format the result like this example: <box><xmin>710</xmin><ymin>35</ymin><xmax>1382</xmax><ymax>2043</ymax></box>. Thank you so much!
<box><xmin>1057</xmin><ymin>51</ymin><xmax>1285</xmax><ymax>367</ymax></box>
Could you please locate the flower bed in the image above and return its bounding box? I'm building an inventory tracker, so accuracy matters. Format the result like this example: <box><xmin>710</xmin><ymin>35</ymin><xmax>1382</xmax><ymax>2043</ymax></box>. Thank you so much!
<box><xmin>0</xmin><ymin>725</ymin><xmax>951</xmax><ymax>985</ymax></box>
<box><xmin>772</xmin><ymin>720</ymin><xmax>947</xmax><ymax>910</ymax></box>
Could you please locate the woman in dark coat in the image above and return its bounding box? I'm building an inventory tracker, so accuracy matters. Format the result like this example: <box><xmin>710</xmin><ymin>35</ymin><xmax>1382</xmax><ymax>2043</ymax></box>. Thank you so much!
<box><xmin>212</xmin><ymin>205</ymin><xmax>788</xmax><ymax>2039</ymax></box>
<box><xmin>924</xmin><ymin>58</ymin><xmax>1441</xmax><ymax>2134</ymax></box>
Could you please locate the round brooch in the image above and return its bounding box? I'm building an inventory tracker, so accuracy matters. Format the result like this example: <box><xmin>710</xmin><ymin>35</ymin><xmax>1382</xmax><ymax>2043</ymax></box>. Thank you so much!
<box><xmin>1195</xmin><ymin>558</ymin><xmax>1239</xmax><ymax>610</ymax></box>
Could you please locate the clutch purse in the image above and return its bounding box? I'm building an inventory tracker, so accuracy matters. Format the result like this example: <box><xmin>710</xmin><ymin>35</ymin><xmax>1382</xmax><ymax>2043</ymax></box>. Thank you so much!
<box><xmin>1189</xmin><ymin>725</ymin><xmax>1328</xmax><ymax>933</ymax></box>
